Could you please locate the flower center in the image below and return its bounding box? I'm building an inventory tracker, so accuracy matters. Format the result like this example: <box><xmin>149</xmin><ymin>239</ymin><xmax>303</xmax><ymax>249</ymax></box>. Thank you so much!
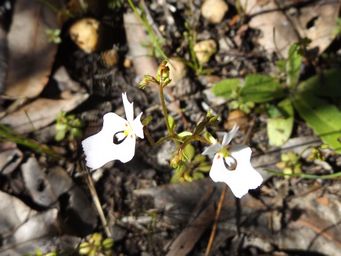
<box><xmin>223</xmin><ymin>156</ymin><xmax>237</xmax><ymax>171</ymax></box>
<box><xmin>113</xmin><ymin>123</ymin><xmax>133</xmax><ymax>145</ymax></box>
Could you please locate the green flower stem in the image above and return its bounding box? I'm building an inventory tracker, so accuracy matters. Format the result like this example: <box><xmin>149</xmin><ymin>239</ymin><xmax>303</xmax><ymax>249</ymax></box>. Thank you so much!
<box><xmin>266</xmin><ymin>169</ymin><xmax>341</xmax><ymax>180</ymax></box>
<box><xmin>159</xmin><ymin>85</ymin><xmax>174</xmax><ymax>136</ymax></box>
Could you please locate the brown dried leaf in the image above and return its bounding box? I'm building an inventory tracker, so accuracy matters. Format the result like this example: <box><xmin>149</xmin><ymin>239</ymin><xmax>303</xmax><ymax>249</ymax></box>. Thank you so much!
<box><xmin>242</xmin><ymin>0</ymin><xmax>341</xmax><ymax>57</ymax></box>
<box><xmin>4</xmin><ymin>0</ymin><xmax>59</xmax><ymax>98</ymax></box>
<box><xmin>0</xmin><ymin>93</ymin><xmax>88</xmax><ymax>133</ymax></box>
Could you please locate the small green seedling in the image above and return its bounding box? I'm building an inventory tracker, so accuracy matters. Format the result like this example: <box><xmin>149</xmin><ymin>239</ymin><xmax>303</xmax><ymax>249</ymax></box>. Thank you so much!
<box><xmin>45</xmin><ymin>28</ymin><xmax>62</xmax><ymax>44</ymax></box>
<box><xmin>55</xmin><ymin>112</ymin><xmax>83</xmax><ymax>142</ymax></box>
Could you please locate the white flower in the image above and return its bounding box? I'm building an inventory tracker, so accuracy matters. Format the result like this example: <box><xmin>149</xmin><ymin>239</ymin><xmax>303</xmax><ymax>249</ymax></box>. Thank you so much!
<box><xmin>82</xmin><ymin>93</ymin><xmax>144</xmax><ymax>169</ymax></box>
<box><xmin>203</xmin><ymin>125</ymin><xmax>263</xmax><ymax>198</ymax></box>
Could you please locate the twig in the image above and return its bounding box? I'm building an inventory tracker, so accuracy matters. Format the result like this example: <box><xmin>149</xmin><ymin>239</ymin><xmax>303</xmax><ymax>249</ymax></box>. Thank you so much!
<box><xmin>204</xmin><ymin>187</ymin><xmax>226</xmax><ymax>256</ymax></box>
<box><xmin>82</xmin><ymin>162</ymin><xmax>112</xmax><ymax>237</ymax></box>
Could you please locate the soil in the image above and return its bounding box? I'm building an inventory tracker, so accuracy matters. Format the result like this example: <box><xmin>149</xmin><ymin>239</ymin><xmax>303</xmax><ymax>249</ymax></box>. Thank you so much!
<box><xmin>1</xmin><ymin>1</ymin><xmax>341</xmax><ymax>256</ymax></box>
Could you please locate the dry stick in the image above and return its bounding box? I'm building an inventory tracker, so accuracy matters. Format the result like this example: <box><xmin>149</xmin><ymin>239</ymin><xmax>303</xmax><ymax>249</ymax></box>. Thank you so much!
<box><xmin>83</xmin><ymin>162</ymin><xmax>112</xmax><ymax>237</ymax></box>
<box><xmin>204</xmin><ymin>119</ymin><xmax>256</xmax><ymax>256</ymax></box>
<box><xmin>204</xmin><ymin>187</ymin><xmax>226</xmax><ymax>256</ymax></box>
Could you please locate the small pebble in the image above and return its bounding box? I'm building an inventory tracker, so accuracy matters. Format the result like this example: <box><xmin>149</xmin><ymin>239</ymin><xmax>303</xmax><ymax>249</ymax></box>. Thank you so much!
<box><xmin>193</xmin><ymin>39</ymin><xmax>217</xmax><ymax>64</ymax></box>
<box><xmin>201</xmin><ymin>0</ymin><xmax>229</xmax><ymax>24</ymax></box>
<box><xmin>69</xmin><ymin>18</ymin><xmax>100</xmax><ymax>53</ymax></box>
<box><xmin>167</xmin><ymin>57</ymin><xmax>187</xmax><ymax>86</ymax></box>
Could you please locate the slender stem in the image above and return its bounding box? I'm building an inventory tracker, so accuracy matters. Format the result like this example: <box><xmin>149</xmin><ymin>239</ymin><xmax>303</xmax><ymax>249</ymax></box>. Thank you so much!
<box><xmin>159</xmin><ymin>85</ymin><xmax>173</xmax><ymax>136</ymax></box>
<box><xmin>83</xmin><ymin>163</ymin><xmax>112</xmax><ymax>237</ymax></box>
<box><xmin>266</xmin><ymin>169</ymin><xmax>341</xmax><ymax>180</ymax></box>
<box><xmin>205</xmin><ymin>187</ymin><xmax>226</xmax><ymax>256</ymax></box>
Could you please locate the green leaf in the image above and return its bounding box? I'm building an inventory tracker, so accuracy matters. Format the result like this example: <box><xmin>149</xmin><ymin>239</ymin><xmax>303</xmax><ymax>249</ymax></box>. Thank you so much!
<box><xmin>292</xmin><ymin>93</ymin><xmax>341</xmax><ymax>153</ymax></box>
<box><xmin>298</xmin><ymin>69</ymin><xmax>341</xmax><ymax>99</ymax></box>
<box><xmin>286</xmin><ymin>43</ymin><xmax>302</xmax><ymax>87</ymax></box>
<box><xmin>267</xmin><ymin>99</ymin><xmax>294</xmax><ymax>146</ymax></box>
<box><xmin>178</xmin><ymin>131</ymin><xmax>193</xmax><ymax>138</ymax></box>
<box><xmin>182</xmin><ymin>144</ymin><xmax>195</xmax><ymax>161</ymax></box>
<box><xmin>171</xmin><ymin>165</ymin><xmax>185</xmax><ymax>183</ymax></box>
<box><xmin>55</xmin><ymin>129</ymin><xmax>66</xmax><ymax>141</ymax></box>
<box><xmin>211</xmin><ymin>78</ymin><xmax>241</xmax><ymax>99</ymax></box>
<box><xmin>240</xmin><ymin>74</ymin><xmax>284</xmax><ymax>103</ymax></box>
<box><xmin>168</xmin><ymin>115</ymin><xmax>175</xmax><ymax>131</ymax></box>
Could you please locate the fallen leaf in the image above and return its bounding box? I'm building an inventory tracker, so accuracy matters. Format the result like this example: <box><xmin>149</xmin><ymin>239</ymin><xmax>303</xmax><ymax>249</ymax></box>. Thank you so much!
<box><xmin>136</xmin><ymin>177</ymin><xmax>341</xmax><ymax>255</ymax></box>
<box><xmin>21</xmin><ymin>157</ymin><xmax>58</xmax><ymax>207</ymax></box>
<box><xmin>0</xmin><ymin>190</ymin><xmax>34</xmax><ymax>235</ymax></box>
<box><xmin>242</xmin><ymin>0</ymin><xmax>341</xmax><ymax>57</ymax></box>
<box><xmin>123</xmin><ymin>12</ymin><xmax>158</xmax><ymax>79</ymax></box>
<box><xmin>0</xmin><ymin>142</ymin><xmax>23</xmax><ymax>175</ymax></box>
<box><xmin>0</xmin><ymin>93</ymin><xmax>88</xmax><ymax>133</ymax></box>
<box><xmin>4</xmin><ymin>0</ymin><xmax>59</xmax><ymax>98</ymax></box>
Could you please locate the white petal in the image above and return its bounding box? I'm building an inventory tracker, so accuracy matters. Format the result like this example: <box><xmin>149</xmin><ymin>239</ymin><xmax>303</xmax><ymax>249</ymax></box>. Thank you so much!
<box><xmin>122</xmin><ymin>92</ymin><xmax>134</xmax><ymax>122</ymax></box>
<box><xmin>202</xmin><ymin>143</ymin><xmax>222</xmax><ymax>158</ymax></box>
<box><xmin>209</xmin><ymin>146</ymin><xmax>263</xmax><ymax>198</ymax></box>
<box><xmin>222</xmin><ymin>124</ymin><xmax>239</xmax><ymax>146</ymax></box>
<box><xmin>81</xmin><ymin>112</ymin><xmax>136</xmax><ymax>169</ymax></box>
<box><xmin>132</xmin><ymin>112</ymin><xmax>144</xmax><ymax>139</ymax></box>
<box><xmin>82</xmin><ymin>130</ymin><xmax>116</xmax><ymax>169</ymax></box>
<box><xmin>114</xmin><ymin>133</ymin><xmax>136</xmax><ymax>163</ymax></box>
<box><xmin>102</xmin><ymin>112</ymin><xmax>127</xmax><ymax>133</ymax></box>
<box><xmin>209</xmin><ymin>153</ymin><xmax>227</xmax><ymax>182</ymax></box>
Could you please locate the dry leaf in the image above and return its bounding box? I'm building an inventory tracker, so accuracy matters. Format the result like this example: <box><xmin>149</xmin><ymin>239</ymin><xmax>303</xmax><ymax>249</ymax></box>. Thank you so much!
<box><xmin>21</xmin><ymin>157</ymin><xmax>58</xmax><ymax>207</ymax></box>
<box><xmin>0</xmin><ymin>93</ymin><xmax>88</xmax><ymax>133</ymax></box>
<box><xmin>0</xmin><ymin>142</ymin><xmax>23</xmax><ymax>175</ymax></box>
<box><xmin>124</xmin><ymin>12</ymin><xmax>158</xmax><ymax>79</ymax></box>
<box><xmin>136</xmin><ymin>176</ymin><xmax>341</xmax><ymax>255</ymax></box>
<box><xmin>0</xmin><ymin>190</ymin><xmax>35</xmax><ymax>235</ymax></box>
<box><xmin>4</xmin><ymin>0</ymin><xmax>59</xmax><ymax>98</ymax></box>
<box><xmin>242</xmin><ymin>0</ymin><xmax>341</xmax><ymax>57</ymax></box>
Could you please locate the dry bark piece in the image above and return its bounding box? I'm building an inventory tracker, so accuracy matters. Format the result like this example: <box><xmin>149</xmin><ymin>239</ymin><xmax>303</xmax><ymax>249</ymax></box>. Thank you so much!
<box><xmin>201</xmin><ymin>0</ymin><xmax>229</xmax><ymax>24</ymax></box>
<box><xmin>241</xmin><ymin>0</ymin><xmax>341</xmax><ymax>57</ymax></box>
<box><xmin>69</xmin><ymin>18</ymin><xmax>100</xmax><ymax>53</ymax></box>
<box><xmin>0</xmin><ymin>92</ymin><xmax>89</xmax><ymax>134</ymax></box>
<box><xmin>4</xmin><ymin>0</ymin><xmax>59</xmax><ymax>98</ymax></box>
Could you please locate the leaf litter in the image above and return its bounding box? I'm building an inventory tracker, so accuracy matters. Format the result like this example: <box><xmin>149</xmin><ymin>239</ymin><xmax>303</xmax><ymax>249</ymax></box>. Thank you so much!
<box><xmin>0</xmin><ymin>0</ymin><xmax>341</xmax><ymax>255</ymax></box>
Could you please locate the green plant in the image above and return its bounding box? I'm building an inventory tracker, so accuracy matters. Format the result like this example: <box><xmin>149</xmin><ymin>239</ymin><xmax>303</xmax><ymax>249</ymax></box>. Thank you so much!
<box><xmin>170</xmin><ymin>143</ymin><xmax>211</xmax><ymax>183</ymax></box>
<box><xmin>212</xmin><ymin>43</ymin><xmax>341</xmax><ymax>152</ymax></box>
<box><xmin>55</xmin><ymin>112</ymin><xmax>83</xmax><ymax>141</ymax></box>
<box><xmin>107</xmin><ymin>0</ymin><xmax>124</xmax><ymax>9</ymax></box>
<box><xmin>139</xmin><ymin>61</ymin><xmax>221</xmax><ymax>182</ymax></box>
<box><xmin>46</xmin><ymin>28</ymin><xmax>62</xmax><ymax>44</ymax></box>
<box><xmin>0</xmin><ymin>124</ymin><xmax>58</xmax><ymax>157</ymax></box>
<box><xmin>334</xmin><ymin>17</ymin><xmax>341</xmax><ymax>37</ymax></box>
<box><xmin>79</xmin><ymin>233</ymin><xmax>114</xmax><ymax>256</ymax></box>
<box><xmin>276</xmin><ymin>151</ymin><xmax>302</xmax><ymax>177</ymax></box>
<box><xmin>127</xmin><ymin>0</ymin><xmax>167</xmax><ymax>60</ymax></box>
<box><xmin>183</xmin><ymin>24</ymin><xmax>204</xmax><ymax>75</ymax></box>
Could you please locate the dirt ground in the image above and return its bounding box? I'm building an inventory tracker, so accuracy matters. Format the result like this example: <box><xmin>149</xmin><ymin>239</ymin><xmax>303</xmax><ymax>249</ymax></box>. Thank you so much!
<box><xmin>1</xmin><ymin>0</ymin><xmax>341</xmax><ymax>255</ymax></box>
